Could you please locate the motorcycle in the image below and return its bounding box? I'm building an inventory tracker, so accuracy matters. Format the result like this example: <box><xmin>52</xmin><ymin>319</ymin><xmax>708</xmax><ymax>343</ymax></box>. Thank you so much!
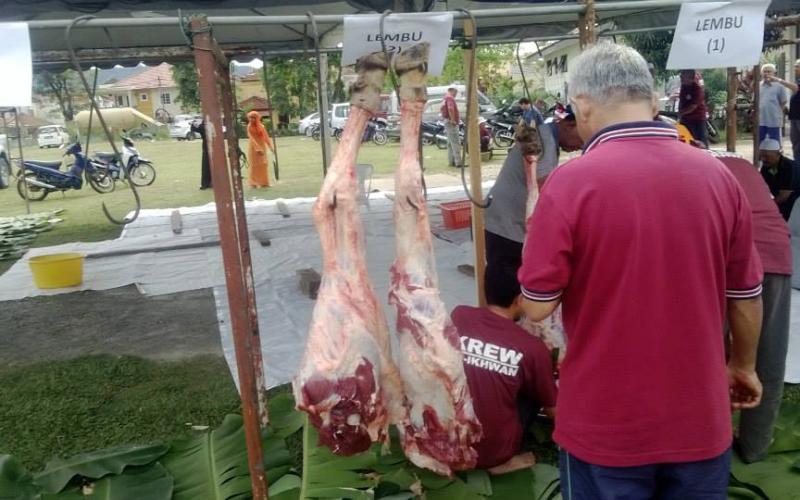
<box><xmin>323</xmin><ymin>119</ymin><xmax>388</xmax><ymax>146</ymax></box>
<box><xmin>16</xmin><ymin>142</ymin><xmax>114</xmax><ymax>201</ymax></box>
<box><xmin>421</xmin><ymin>120</ymin><xmax>450</xmax><ymax>149</ymax></box>
<box><xmin>486</xmin><ymin>101</ymin><xmax>523</xmax><ymax>149</ymax></box>
<box><xmin>91</xmin><ymin>136</ymin><xmax>157</xmax><ymax>187</ymax></box>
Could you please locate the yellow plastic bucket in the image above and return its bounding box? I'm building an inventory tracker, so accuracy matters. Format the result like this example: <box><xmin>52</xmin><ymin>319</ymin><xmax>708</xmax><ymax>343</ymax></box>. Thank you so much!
<box><xmin>28</xmin><ymin>253</ymin><xmax>84</xmax><ymax>289</ymax></box>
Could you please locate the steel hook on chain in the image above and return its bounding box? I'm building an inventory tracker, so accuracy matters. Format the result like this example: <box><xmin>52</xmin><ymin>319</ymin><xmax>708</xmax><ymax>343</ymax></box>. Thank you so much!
<box><xmin>66</xmin><ymin>15</ymin><xmax>141</xmax><ymax>225</ymax></box>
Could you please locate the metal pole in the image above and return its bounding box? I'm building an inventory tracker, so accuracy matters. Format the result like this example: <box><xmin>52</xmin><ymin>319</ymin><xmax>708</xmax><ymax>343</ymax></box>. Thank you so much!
<box><xmin>260</xmin><ymin>53</ymin><xmax>280</xmax><ymax>181</ymax></box>
<box><xmin>463</xmin><ymin>18</ymin><xmax>487</xmax><ymax>307</ymax></box>
<box><xmin>753</xmin><ymin>65</ymin><xmax>761</xmax><ymax>165</ymax></box>
<box><xmin>726</xmin><ymin>67</ymin><xmax>737</xmax><ymax>153</ymax></box>
<box><xmin>308</xmin><ymin>14</ymin><xmax>332</xmax><ymax>176</ymax></box>
<box><xmin>189</xmin><ymin>16</ymin><xmax>269</xmax><ymax>500</ymax></box>
<box><xmin>12</xmin><ymin>109</ymin><xmax>30</xmax><ymax>214</ymax></box>
<box><xmin>219</xmin><ymin>62</ymin><xmax>270</xmax><ymax>432</ymax></box>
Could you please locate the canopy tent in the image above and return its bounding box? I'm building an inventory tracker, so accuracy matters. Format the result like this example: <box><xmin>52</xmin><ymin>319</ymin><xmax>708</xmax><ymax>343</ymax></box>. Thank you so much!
<box><xmin>5</xmin><ymin>0</ymin><xmax>796</xmax><ymax>70</ymax></box>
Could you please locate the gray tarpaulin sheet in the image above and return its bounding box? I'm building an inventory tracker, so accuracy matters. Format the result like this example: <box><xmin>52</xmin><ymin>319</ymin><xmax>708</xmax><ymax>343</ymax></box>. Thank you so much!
<box><xmin>1</xmin><ymin>185</ymin><xmax>798</xmax><ymax>385</ymax></box>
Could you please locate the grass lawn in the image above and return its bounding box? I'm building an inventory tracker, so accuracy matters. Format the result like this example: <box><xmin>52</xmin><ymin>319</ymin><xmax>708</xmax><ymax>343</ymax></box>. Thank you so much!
<box><xmin>0</xmin><ymin>136</ymin><xmax>455</xmax><ymax>274</ymax></box>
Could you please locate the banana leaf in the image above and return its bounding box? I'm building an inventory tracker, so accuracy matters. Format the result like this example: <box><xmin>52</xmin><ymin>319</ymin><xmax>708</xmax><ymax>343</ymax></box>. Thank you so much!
<box><xmin>269</xmin><ymin>393</ymin><xmax>305</xmax><ymax>439</ymax></box>
<box><xmin>34</xmin><ymin>443</ymin><xmax>169</xmax><ymax>494</ymax></box>
<box><xmin>161</xmin><ymin>414</ymin><xmax>252</xmax><ymax>500</ymax></box>
<box><xmin>0</xmin><ymin>455</ymin><xmax>41</xmax><ymax>500</ymax></box>
<box><xmin>269</xmin><ymin>474</ymin><xmax>301</xmax><ymax>500</ymax></box>
<box><xmin>44</xmin><ymin>463</ymin><xmax>172</xmax><ymax>500</ymax></box>
<box><xmin>299</xmin><ymin>416</ymin><xmax>381</xmax><ymax>499</ymax></box>
<box><xmin>730</xmin><ymin>453</ymin><xmax>800</xmax><ymax>500</ymax></box>
<box><xmin>769</xmin><ymin>402</ymin><xmax>800</xmax><ymax>454</ymax></box>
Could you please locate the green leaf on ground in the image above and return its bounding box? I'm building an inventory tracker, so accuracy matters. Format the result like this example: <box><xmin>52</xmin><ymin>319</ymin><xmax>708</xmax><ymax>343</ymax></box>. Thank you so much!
<box><xmin>769</xmin><ymin>402</ymin><xmax>800</xmax><ymax>454</ymax></box>
<box><xmin>0</xmin><ymin>455</ymin><xmax>41</xmax><ymax>500</ymax></box>
<box><xmin>33</xmin><ymin>443</ymin><xmax>169</xmax><ymax>494</ymax></box>
<box><xmin>81</xmin><ymin>463</ymin><xmax>172</xmax><ymax>500</ymax></box>
<box><xmin>162</xmin><ymin>414</ymin><xmax>251</xmax><ymax>500</ymax></box>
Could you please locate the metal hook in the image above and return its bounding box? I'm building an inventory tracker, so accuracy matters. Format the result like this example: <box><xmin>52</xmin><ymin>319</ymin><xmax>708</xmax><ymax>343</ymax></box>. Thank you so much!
<box><xmin>379</xmin><ymin>10</ymin><xmax>402</xmax><ymax>110</ymax></box>
<box><xmin>66</xmin><ymin>15</ymin><xmax>141</xmax><ymax>225</ymax></box>
<box><xmin>406</xmin><ymin>196</ymin><xmax>419</xmax><ymax>211</ymax></box>
<box><xmin>454</xmin><ymin>8</ymin><xmax>489</xmax><ymax>209</ymax></box>
<box><xmin>460</xmin><ymin>164</ymin><xmax>492</xmax><ymax>209</ymax></box>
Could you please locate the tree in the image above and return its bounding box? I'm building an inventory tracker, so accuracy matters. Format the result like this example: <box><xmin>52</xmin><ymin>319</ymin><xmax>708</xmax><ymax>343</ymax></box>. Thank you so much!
<box><xmin>263</xmin><ymin>57</ymin><xmax>318</xmax><ymax>118</ymax></box>
<box><xmin>171</xmin><ymin>63</ymin><xmax>200</xmax><ymax>111</ymax></box>
<box><xmin>625</xmin><ymin>31</ymin><xmax>674</xmax><ymax>82</ymax></box>
<box><xmin>429</xmin><ymin>45</ymin><xmax>518</xmax><ymax>103</ymax></box>
<box><xmin>33</xmin><ymin>70</ymin><xmax>83</xmax><ymax>122</ymax></box>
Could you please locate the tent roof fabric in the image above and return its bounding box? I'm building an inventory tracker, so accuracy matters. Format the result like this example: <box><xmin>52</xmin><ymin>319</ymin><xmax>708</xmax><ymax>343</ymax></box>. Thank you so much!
<box><xmin>4</xmin><ymin>0</ymin><xmax>798</xmax><ymax>69</ymax></box>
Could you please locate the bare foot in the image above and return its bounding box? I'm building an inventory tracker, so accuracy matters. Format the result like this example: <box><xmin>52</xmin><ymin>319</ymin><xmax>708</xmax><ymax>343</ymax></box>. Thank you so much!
<box><xmin>488</xmin><ymin>452</ymin><xmax>536</xmax><ymax>475</ymax></box>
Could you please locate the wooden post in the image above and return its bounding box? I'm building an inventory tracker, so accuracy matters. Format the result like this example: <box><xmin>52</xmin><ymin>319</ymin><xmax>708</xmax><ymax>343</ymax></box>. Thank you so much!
<box><xmin>752</xmin><ymin>65</ymin><xmax>761</xmax><ymax>165</ymax></box>
<box><xmin>579</xmin><ymin>0</ymin><xmax>597</xmax><ymax>49</ymax></box>
<box><xmin>260</xmin><ymin>54</ymin><xmax>280</xmax><ymax>181</ymax></box>
<box><xmin>190</xmin><ymin>16</ymin><xmax>269</xmax><ymax>500</ymax></box>
<box><xmin>463</xmin><ymin>18</ymin><xmax>486</xmax><ymax>307</ymax></box>
<box><xmin>726</xmin><ymin>67</ymin><xmax>737</xmax><ymax>152</ymax></box>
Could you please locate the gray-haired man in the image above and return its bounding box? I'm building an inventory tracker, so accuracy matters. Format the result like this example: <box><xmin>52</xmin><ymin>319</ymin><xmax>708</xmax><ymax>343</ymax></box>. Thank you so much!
<box><xmin>517</xmin><ymin>42</ymin><xmax>763</xmax><ymax>498</ymax></box>
<box><xmin>759</xmin><ymin>63</ymin><xmax>791</xmax><ymax>144</ymax></box>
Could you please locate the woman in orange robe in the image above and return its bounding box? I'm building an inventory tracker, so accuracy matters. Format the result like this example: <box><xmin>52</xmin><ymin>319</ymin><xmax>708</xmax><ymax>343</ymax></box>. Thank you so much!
<box><xmin>246</xmin><ymin>111</ymin><xmax>274</xmax><ymax>188</ymax></box>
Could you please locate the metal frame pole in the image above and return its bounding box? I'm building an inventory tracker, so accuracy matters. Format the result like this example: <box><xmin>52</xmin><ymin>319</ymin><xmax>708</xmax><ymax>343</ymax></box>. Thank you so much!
<box><xmin>260</xmin><ymin>53</ymin><xmax>280</xmax><ymax>180</ymax></box>
<box><xmin>308</xmin><ymin>13</ymin><xmax>332</xmax><ymax>176</ymax></box>
<box><xmin>11</xmin><ymin>108</ymin><xmax>31</xmax><ymax>214</ymax></box>
<box><xmin>189</xmin><ymin>15</ymin><xmax>269</xmax><ymax>500</ymax></box>
<box><xmin>753</xmin><ymin>65</ymin><xmax>761</xmax><ymax>165</ymax></box>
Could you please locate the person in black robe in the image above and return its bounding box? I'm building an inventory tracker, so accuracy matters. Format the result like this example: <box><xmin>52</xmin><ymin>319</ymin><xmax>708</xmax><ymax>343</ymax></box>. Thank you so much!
<box><xmin>191</xmin><ymin>119</ymin><xmax>212</xmax><ymax>190</ymax></box>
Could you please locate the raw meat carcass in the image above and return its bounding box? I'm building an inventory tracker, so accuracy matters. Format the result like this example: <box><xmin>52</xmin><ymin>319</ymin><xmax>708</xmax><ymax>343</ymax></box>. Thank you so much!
<box><xmin>388</xmin><ymin>43</ymin><xmax>482</xmax><ymax>475</ymax></box>
<box><xmin>294</xmin><ymin>52</ymin><xmax>404</xmax><ymax>455</ymax></box>
<box><xmin>518</xmin><ymin>126</ymin><xmax>566</xmax><ymax>352</ymax></box>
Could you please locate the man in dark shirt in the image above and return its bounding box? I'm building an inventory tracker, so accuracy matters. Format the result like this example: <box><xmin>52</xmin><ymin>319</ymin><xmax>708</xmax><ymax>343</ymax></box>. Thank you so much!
<box><xmin>678</xmin><ymin>69</ymin><xmax>708</xmax><ymax>147</ymax></box>
<box><xmin>452</xmin><ymin>265</ymin><xmax>557</xmax><ymax>473</ymax></box>
<box><xmin>760</xmin><ymin>138</ymin><xmax>798</xmax><ymax>221</ymax></box>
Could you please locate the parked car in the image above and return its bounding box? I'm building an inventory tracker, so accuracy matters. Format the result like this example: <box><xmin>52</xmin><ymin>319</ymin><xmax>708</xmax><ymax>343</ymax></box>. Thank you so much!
<box><xmin>330</xmin><ymin>103</ymin><xmax>351</xmax><ymax>130</ymax></box>
<box><xmin>36</xmin><ymin>125</ymin><xmax>70</xmax><ymax>148</ymax></box>
<box><xmin>169</xmin><ymin>115</ymin><xmax>202</xmax><ymax>140</ymax></box>
<box><xmin>298</xmin><ymin>112</ymin><xmax>319</xmax><ymax>136</ymax></box>
<box><xmin>0</xmin><ymin>134</ymin><xmax>10</xmax><ymax>189</ymax></box>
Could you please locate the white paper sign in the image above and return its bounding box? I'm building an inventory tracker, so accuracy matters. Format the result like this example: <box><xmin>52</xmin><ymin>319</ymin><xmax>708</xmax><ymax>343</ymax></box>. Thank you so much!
<box><xmin>666</xmin><ymin>1</ymin><xmax>770</xmax><ymax>70</ymax></box>
<box><xmin>0</xmin><ymin>23</ymin><xmax>32</xmax><ymax>107</ymax></box>
<box><xmin>342</xmin><ymin>13</ymin><xmax>453</xmax><ymax>76</ymax></box>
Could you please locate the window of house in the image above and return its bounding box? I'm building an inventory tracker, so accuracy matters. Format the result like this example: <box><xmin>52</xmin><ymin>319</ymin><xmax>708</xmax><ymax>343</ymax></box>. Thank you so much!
<box><xmin>115</xmin><ymin>95</ymin><xmax>124</xmax><ymax>106</ymax></box>
<box><xmin>560</xmin><ymin>55</ymin><xmax>568</xmax><ymax>73</ymax></box>
<box><xmin>546</xmin><ymin>60</ymin><xmax>553</xmax><ymax>76</ymax></box>
<box><xmin>140</xmin><ymin>93</ymin><xmax>148</xmax><ymax>101</ymax></box>
<box><xmin>161</xmin><ymin>93</ymin><xmax>171</xmax><ymax>105</ymax></box>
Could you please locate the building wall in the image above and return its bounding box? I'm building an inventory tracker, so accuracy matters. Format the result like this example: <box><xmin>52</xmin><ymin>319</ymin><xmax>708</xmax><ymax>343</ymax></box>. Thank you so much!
<box><xmin>238</xmin><ymin>78</ymin><xmax>266</xmax><ymax>102</ymax></box>
<box><xmin>106</xmin><ymin>87</ymin><xmax>183</xmax><ymax>120</ymax></box>
<box><xmin>542</xmin><ymin>42</ymin><xmax>581</xmax><ymax>100</ymax></box>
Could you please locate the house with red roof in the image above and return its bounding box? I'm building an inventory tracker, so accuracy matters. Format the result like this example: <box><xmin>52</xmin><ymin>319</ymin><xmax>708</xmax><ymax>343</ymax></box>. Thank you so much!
<box><xmin>100</xmin><ymin>63</ymin><xmax>184</xmax><ymax>122</ymax></box>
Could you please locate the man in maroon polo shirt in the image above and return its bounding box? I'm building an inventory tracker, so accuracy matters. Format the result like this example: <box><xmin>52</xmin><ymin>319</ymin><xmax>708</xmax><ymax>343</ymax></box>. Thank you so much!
<box><xmin>518</xmin><ymin>43</ymin><xmax>764</xmax><ymax>498</ymax></box>
<box><xmin>715</xmin><ymin>151</ymin><xmax>792</xmax><ymax>463</ymax></box>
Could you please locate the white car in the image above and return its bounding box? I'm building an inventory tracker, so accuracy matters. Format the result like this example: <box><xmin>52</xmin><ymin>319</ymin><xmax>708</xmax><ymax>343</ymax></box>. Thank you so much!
<box><xmin>36</xmin><ymin>125</ymin><xmax>70</xmax><ymax>148</ymax></box>
<box><xmin>298</xmin><ymin>112</ymin><xmax>319</xmax><ymax>136</ymax></box>
<box><xmin>169</xmin><ymin>116</ymin><xmax>201</xmax><ymax>140</ymax></box>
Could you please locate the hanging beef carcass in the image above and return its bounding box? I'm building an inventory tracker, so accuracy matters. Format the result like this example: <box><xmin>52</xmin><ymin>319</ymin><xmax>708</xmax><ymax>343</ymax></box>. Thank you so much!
<box><xmin>517</xmin><ymin>123</ymin><xmax>566</xmax><ymax>352</ymax></box>
<box><xmin>388</xmin><ymin>43</ymin><xmax>482</xmax><ymax>475</ymax></box>
<box><xmin>294</xmin><ymin>52</ymin><xmax>404</xmax><ymax>455</ymax></box>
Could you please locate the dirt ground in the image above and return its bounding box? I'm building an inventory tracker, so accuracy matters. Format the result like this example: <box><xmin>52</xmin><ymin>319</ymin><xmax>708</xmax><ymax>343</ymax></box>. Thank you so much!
<box><xmin>0</xmin><ymin>285</ymin><xmax>223</xmax><ymax>366</ymax></box>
